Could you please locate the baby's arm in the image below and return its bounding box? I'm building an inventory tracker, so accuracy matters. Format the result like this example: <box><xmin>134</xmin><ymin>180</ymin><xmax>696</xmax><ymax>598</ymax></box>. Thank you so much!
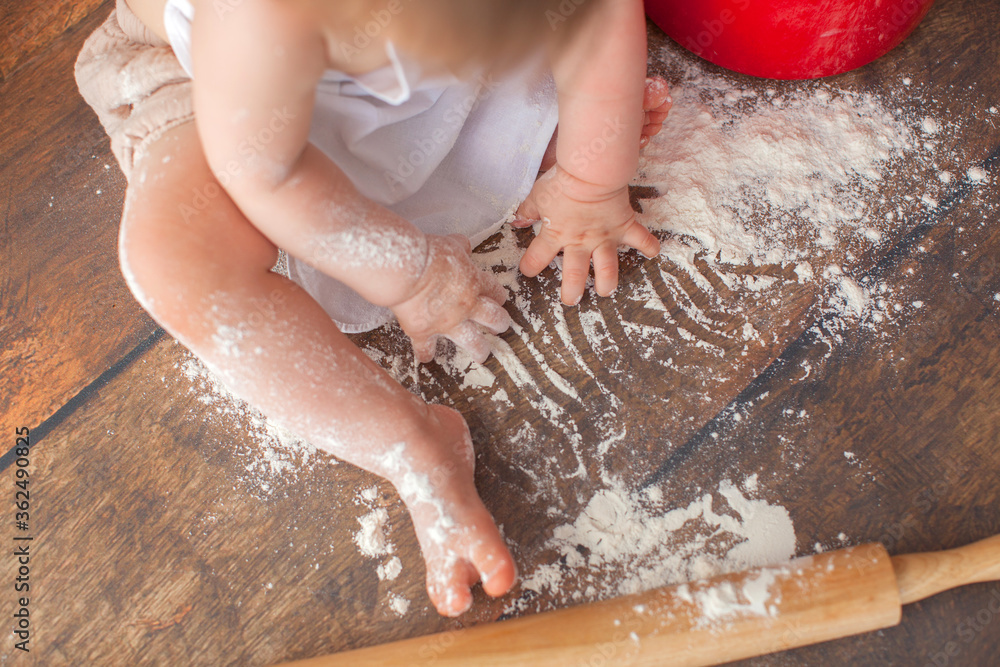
<box><xmin>518</xmin><ymin>0</ymin><xmax>659</xmax><ymax>305</ymax></box>
<box><xmin>190</xmin><ymin>0</ymin><xmax>508</xmax><ymax>361</ymax></box>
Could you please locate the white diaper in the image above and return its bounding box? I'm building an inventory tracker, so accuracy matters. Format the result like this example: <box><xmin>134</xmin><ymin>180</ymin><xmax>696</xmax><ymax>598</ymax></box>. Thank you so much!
<box><xmin>164</xmin><ymin>0</ymin><xmax>557</xmax><ymax>332</ymax></box>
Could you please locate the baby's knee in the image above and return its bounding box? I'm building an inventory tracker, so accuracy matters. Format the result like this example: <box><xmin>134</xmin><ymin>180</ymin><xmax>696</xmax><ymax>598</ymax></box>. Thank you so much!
<box><xmin>118</xmin><ymin>198</ymin><xmax>240</xmax><ymax>349</ymax></box>
<box><xmin>116</xmin><ymin>176</ymin><xmax>219</xmax><ymax>334</ymax></box>
<box><xmin>117</xmin><ymin>162</ymin><xmax>282</xmax><ymax>346</ymax></box>
<box><xmin>117</xmin><ymin>195</ymin><xmax>179</xmax><ymax>317</ymax></box>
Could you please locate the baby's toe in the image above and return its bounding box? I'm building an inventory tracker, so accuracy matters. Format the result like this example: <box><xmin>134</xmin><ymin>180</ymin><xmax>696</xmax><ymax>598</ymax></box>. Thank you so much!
<box><xmin>469</xmin><ymin>536</ymin><xmax>517</xmax><ymax>597</ymax></box>
<box><xmin>426</xmin><ymin>556</ymin><xmax>477</xmax><ymax>617</ymax></box>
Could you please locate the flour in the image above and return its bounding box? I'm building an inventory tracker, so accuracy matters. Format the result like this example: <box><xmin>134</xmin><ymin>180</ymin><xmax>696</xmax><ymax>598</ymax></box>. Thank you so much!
<box><xmin>351</xmin><ymin>488</ymin><xmax>413</xmax><ymax>614</ymax></box>
<box><xmin>968</xmin><ymin>166</ymin><xmax>988</xmax><ymax>182</ymax></box>
<box><xmin>507</xmin><ymin>477</ymin><xmax>796</xmax><ymax>614</ymax></box>
<box><xmin>388</xmin><ymin>593</ymin><xmax>410</xmax><ymax>616</ymax></box>
<box><xmin>676</xmin><ymin>567</ymin><xmax>783</xmax><ymax>629</ymax></box>
<box><xmin>637</xmin><ymin>82</ymin><xmax>909</xmax><ymax>271</ymax></box>
<box><xmin>491</xmin><ymin>387</ymin><xmax>511</xmax><ymax>405</ymax></box>
<box><xmin>551</xmin><ymin>304</ymin><xmax>607</xmax><ymax>389</ymax></box>
<box><xmin>509</xmin><ymin>322</ymin><xmax>580</xmax><ymax>400</ymax></box>
<box><xmin>434</xmin><ymin>347</ymin><xmax>496</xmax><ymax>389</ymax></box>
<box><xmin>211</xmin><ymin>325</ymin><xmax>247</xmax><ymax>358</ymax></box>
<box><xmin>488</xmin><ymin>335</ymin><xmax>536</xmax><ymax>389</ymax></box>
<box><xmin>354</xmin><ymin>507</ymin><xmax>392</xmax><ymax>557</ymax></box>
<box><xmin>831</xmin><ymin>274</ymin><xmax>870</xmax><ymax>319</ymax></box>
<box><xmin>625</xmin><ymin>56</ymin><xmax>968</xmax><ymax>337</ymax></box>
<box><xmin>305</xmin><ymin>210</ymin><xmax>428</xmax><ymax>272</ymax></box>
<box><xmin>377</xmin><ymin>556</ymin><xmax>402</xmax><ymax>581</ymax></box>
<box><xmin>171</xmin><ymin>348</ymin><xmax>316</xmax><ymax>497</ymax></box>
<box><xmin>578</xmin><ymin>309</ymin><xmax>610</xmax><ymax>347</ymax></box>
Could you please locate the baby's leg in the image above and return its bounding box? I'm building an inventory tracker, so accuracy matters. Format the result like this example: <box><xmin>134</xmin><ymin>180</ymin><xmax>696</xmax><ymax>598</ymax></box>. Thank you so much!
<box><xmin>122</xmin><ymin>122</ymin><xmax>515</xmax><ymax>615</ymax></box>
<box><xmin>539</xmin><ymin>76</ymin><xmax>673</xmax><ymax>171</ymax></box>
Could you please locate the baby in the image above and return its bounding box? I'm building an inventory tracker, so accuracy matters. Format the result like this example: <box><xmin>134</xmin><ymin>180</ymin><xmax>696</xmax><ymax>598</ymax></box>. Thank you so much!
<box><xmin>76</xmin><ymin>0</ymin><xmax>670</xmax><ymax>616</ymax></box>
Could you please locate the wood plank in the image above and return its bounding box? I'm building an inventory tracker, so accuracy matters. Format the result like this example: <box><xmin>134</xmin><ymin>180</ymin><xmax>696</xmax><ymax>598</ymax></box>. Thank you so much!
<box><xmin>0</xmin><ymin>1</ymin><xmax>158</xmax><ymax>439</ymax></box>
<box><xmin>0</xmin><ymin>0</ymin><xmax>109</xmax><ymax>81</ymax></box>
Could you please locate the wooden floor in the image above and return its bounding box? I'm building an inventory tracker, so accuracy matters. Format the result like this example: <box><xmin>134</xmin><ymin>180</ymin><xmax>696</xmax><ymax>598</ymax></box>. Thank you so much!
<box><xmin>2</xmin><ymin>0</ymin><xmax>998</xmax><ymax>665</ymax></box>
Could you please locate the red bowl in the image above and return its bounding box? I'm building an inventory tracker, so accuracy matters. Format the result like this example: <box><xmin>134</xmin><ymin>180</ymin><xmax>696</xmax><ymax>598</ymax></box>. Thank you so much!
<box><xmin>645</xmin><ymin>0</ymin><xmax>935</xmax><ymax>79</ymax></box>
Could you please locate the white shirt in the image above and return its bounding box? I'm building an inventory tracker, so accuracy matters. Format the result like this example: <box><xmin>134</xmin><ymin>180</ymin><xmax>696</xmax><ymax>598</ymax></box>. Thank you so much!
<box><xmin>164</xmin><ymin>0</ymin><xmax>557</xmax><ymax>332</ymax></box>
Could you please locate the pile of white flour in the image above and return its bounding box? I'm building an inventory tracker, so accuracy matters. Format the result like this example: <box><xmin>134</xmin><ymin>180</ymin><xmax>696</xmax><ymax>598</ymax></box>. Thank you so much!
<box><xmin>508</xmin><ymin>476</ymin><xmax>795</xmax><ymax>614</ymax></box>
<box><xmin>639</xmin><ymin>83</ymin><xmax>910</xmax><ymax>269</ymax></box>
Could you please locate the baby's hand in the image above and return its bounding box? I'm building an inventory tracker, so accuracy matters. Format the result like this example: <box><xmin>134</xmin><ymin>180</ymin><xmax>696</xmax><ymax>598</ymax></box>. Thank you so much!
<box><xmin>391</xmin><ymin>234</ymin><xmax>511</xmax><ymax>364</ymax></box>
<box><xmin>514</xmin><ymin>166</ymin><xmax>660</xmax><ymax>305</ymax></box>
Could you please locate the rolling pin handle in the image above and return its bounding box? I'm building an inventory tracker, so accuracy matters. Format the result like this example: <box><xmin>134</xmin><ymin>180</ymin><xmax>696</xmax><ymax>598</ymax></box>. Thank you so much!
<box><xmin>892</xmin><ymin>535</ymin><xmax>1000</xmax><ymax>605</ymax></box>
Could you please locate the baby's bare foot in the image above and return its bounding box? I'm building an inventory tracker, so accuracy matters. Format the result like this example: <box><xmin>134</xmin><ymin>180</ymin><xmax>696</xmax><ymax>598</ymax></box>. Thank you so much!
<box><xmin>539</xmin><ymin>76</ymin><xmax>673</xmax><ymax>171</ymax></box>
<box><xmin>415</xmin><ymin>494</ymin><xmax>516</xmax><ymax>616</ymax></box>
<box><xmin>378</xmin><ymin>405</ymin><xmax>516</xmax><ymax>616</ymax></box>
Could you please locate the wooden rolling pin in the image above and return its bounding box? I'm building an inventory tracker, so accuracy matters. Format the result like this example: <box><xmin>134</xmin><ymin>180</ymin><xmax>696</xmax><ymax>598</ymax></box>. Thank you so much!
<box><xmin>280</xmin><ymin>535</ymin><xmax>1000</xmax><ymax>666</ymax></box>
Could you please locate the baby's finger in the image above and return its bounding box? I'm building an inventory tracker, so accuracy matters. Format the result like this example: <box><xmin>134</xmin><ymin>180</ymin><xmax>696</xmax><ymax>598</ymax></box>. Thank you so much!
<box><xmin>516</xmin><ymin>194</ymin><xmax>541</xmax><ymax>224</ymax></box>
<box><xmin>622</xmin><ymin>221</ymin><xmax>661</xmax><ymax>259</ymax></box>
<box><xmin>647</xmin><ymin>110</ymin><xmax>670</xmax><ymax>124</ymax></box>
<box><xmin>411</xmin><ymin>334</ymin><xmax>439</xmax><ymax>364</ymax></box>
<box><xmin>642</xmin><ymin>122</ymin><xmax>663</xmax><ymax>137</ymax></box>
<box><xmin>471</xmin><ymin>298</ymin><xmax>511</xmax><ymax>335</ymax></box>
<box><xmin>519</xmin><ymin>234</ymin><xmax>562</xmax><ymax>278</ymax></box>
<box><xmin>560</xmin><ymin>247</ymin><xmax>592</xmax><ymax>306</ymax></box>
<box><xmin>510</xmin><ymin>216</ymin><xmax>538</xmax><ymax>229</ymax></box>
<box><xmin>642</xmin><ymin>111</ymin><xmax>668</xmax><ymax>128</ymax></box>
<box><xmin>644</xmin><ymin>77</ymin><xmax>672</xmax><ymax>111</ymax></box>
<box><xmin>592</xmin><ymin>243</ymin><xmax>620</xmax><ymax>297</ymax></box>
<box><xmin>479</xmin><ymin>272</ymin><xmax>509</xmax><ymax>306</ymax></box>
<box><xmin>446</xmin><ymin>321</ymin><xmax>493</xmax><ymax>364</ymax></box>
